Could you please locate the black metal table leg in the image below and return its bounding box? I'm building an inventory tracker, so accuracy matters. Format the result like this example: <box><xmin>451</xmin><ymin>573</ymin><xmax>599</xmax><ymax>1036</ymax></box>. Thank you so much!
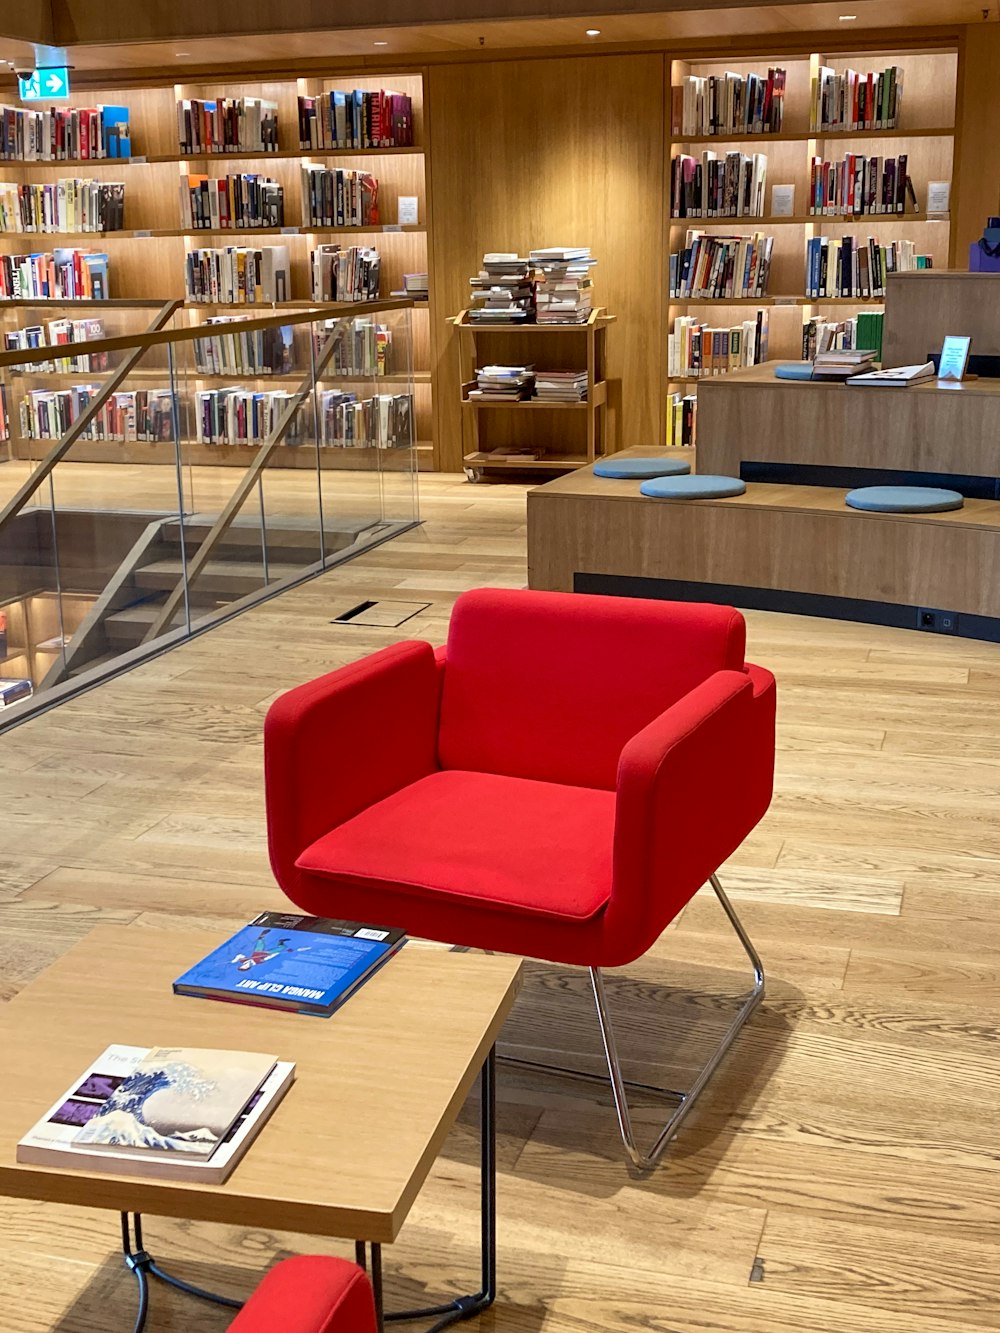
<box><xmin>120</xmin><ymin>1212</ymin><xmax>244</xmax><ymax>1328</ymax></box>
<box><xmin>381</xmin><ymin>1044</ymin><xmax>498</xmax><ymax>1330</ymax></box>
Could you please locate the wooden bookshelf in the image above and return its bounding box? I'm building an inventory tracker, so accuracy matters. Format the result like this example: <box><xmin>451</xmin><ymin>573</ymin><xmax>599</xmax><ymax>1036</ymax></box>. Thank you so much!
<box><xmin>664</xmin><ymin>45</ymin><xmax>958</xmax><ymax>439</ymax></box>
<box><xmin>453</xmin><ymin>308</ymin><xmax>614</xmax><ymax>480</ymax></box>
<box><xmin>0</xmin><ymin>71</ymin><xmax>434</xmax><ymax>464</ymax></box>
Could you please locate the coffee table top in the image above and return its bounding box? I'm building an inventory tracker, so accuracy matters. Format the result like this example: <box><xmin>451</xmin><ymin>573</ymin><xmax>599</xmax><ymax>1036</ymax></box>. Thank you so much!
<box><xmin>0</xmin><ymin>926</ymin><xmax>522</xmax><ymax>1243</ymax></box>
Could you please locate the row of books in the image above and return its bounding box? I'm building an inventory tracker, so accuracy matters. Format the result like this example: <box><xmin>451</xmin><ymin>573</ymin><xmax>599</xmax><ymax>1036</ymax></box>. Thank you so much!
<box><xmin>805</xmin><ymin>235</ymin><xmax>930</xmax><ymax>299</ymax></box>
<box><xmin>193</xmin><ymin>317</ymin><xmax>294</xmax><ymax>377</ymax></box>
<box><xmin>667</xmin><ymin>311</ymin><xmax>770</xmax><ymax>379</ymax></box>
<box><xmin>177</xmin><ymin>97</ymin><xmax>279</xmax><ymax>156</ymax></box>
<box><xmin>809</xmin><ymin>154</ymin><xmax>916</xmax><ymax>216</ymax></box>
<box><xmin>310</xmin><ymin>243</ymin><xmax>381</xmax><ymax>302</ymax></box>
<box><xmin>3</xmin><ymin>317</ymin><xmax>109</xmax><ymax>372</ymax></box>
<box><xmin>319</xmin><ymin>317</ymin><xmax>395</xmax><ymax>377</ymax></box>
<box><xmin>811</xmin><ymin>66</ymin><xmax>904</xmax><ymax>133</ymax></box>
<box><xmin>297</xmin><ymin>90</ymin><xmax>415</xmax><ymax>150</ymax></box>
<box><xmin>802</xmin><ymin>311</ymin><xmax>885</xmax><ymax>360</ymax></box>
<box><xmin>194</xmin><ymin>387</ymin><xmax>300</xmax><ymax>445</ymax></box>
<box><xmin>19</xmin><ymin>386</ymin><xmax>175</xmax><ymax>442</ymax></box>
<box><xmin>184</xmin><ymin>245</ymin><xmax>290</xmax><ymax>304</ymax></box>
<box><xmin>666</xmin><ymin>392</ymin><xmax>697</xmax><ymax>447</ymax></box>
<box><xmin>301</xmin><ymin>167</ymin><xmax>379</xmax><ymax>229</ymax></box>
<box><xmin>179</xmin><ymin>174</ymin><xmax>285</xmax><ymax>230</ymax></box>
<box><xmin>669</xmin><ymin>232</ymin><xmax>773</xmax><ymax>299</ymax></box>
<box><xmin>0</xmin><ymin>180</ymin><xmax>126</xmax><ymax>235</ymax></box>
<box><xmin>318</xmin><ymin>390</ymin><xmax>413</xmax><ymax>448</ymax></box>
<box><xmin>672</xmin><ymin>70</ymin><xmax>786</xmax><ymax>137</ymax></box>
<box><xmin>670</xmin><ymin>151</ymin><xmax>768</xmax><ymax>219</ymax></box>
<box><xmin>0</xmin><ymin>104</ymin><xmax>131</xmax><ymax>162</ymax></box>
<box><xmin>0</xmin><ymin>249</ymin><xmax>110</xmax><ymax>301</ymax></box>
<box><xmin>0</xmin><ymin>385</ymin><xmax>8</xmax><ymax>440</ymax></box>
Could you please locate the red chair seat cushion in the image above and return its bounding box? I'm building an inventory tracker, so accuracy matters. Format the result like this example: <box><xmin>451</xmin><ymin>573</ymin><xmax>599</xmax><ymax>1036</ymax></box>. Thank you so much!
<box><xmin>228</xmin><ymin>1256</ymin><xmax>376</xmax><ymax>1333</ymax></box>
<box><xmin>296</xmin><ymin>769</ymin><xmax>616</xmax><ymax>923</ymax></box>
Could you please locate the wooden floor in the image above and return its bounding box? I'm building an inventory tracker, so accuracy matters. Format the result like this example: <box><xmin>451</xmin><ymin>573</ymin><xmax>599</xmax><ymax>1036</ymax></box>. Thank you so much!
<box><xmin>2</xmin><ymin>470</ymin><xmax>1000</xmax><ymax>1331</ymax></box>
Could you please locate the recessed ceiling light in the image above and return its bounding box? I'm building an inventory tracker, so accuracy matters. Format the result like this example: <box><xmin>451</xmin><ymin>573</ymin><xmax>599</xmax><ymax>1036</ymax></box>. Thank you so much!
<box><xmin>838</xmin><ymin>13</ymin><xmax>857</xmax><ymax>19</ymax></box>
<box><xmin>175</xmin><ymin>51</ymin><xmax>191</xmax><ymax>56</ymax></box>
<box><xmin>586</xmin><ymin>28</ymin><xmax>601</xmax><ymax>36</ymax></box>
<box><xmin>374</xmin><ymin>40</ymin><xmax>388</xmax><ymax>46</ymax></box>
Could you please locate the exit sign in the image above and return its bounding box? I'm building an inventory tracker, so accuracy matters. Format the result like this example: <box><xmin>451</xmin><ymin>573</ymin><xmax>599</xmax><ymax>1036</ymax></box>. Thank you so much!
<box><xmin>19</xmin><ymin>67</ymin><xmax>71</xmax><ymax>101</ymax></box>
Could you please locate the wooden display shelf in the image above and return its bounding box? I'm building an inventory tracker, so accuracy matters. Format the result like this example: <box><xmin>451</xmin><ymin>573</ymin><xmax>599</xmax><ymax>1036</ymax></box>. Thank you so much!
<box><xmin>464</xmin><ymin>450</ymin><xmax>591</xmax><ymax>470</ymax></box>
<box><xmin>451</xmin><ymin>308</ymin><xmax>612</xmax><ymax>333</ymax></box>
<box><xmin>672</xmin><ymin>126</ymin><xmax>955</xmax><ymax>145</ymax></box>
<box><xmin>668</xmin><ymin>212</ymin><xmax>946</xmax><ymax>227</ymax></box>
<box><xmin>460</xmin><ymin>378</ymin><xmax>606</xmax><ymax>409</ymax></box>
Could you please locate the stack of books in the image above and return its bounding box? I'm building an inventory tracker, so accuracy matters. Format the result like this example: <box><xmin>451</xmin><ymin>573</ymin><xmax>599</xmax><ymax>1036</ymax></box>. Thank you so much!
<box><xmin>301</xmin><ymin>167</ymin><xmax>379</xmax><ymax>228</ymax></box>
<box><xmin>535</xmin><ymin>370</ymin><xmax>588</xmax><ymax>402</ymax></box>
<box><xmin>0</xmin><ymin>179</ymin><xmax>126</xmax><ymax>234</ymax></box>
<box><xmin>809</xmin><ymin>154</ymin><xmax>916</xmax><ymax>216</ymax></box>
<box><xmin>811</xmin><ymin>347</ymin><xmax>878</xmax><ymax>380</ymax></box>
<box><xmin>531</xmin><ymin>247</ymin><xmax>595</xmax><ymax>324</ymax></box>
<box><xmin>469</xmin><ymin>365</ymin><xmax>535</xmax><ymax>401</ymax></box>
<box><xmin>670</xmin><ymin>152</ymin><xmax>768</xmax><ymax>219</ymax></box>
<box><xmin>310</xmin><ymin>244</ymin><xmax>381</xmax><ymax>302</ymax></box>
<box><xmin>671</xmin><ymin>69</ymin><xmax>786</xmax><ymax>136</ymax></box>
<box><xmin>403</xmin><ymin>272</ymin><xmax>428</xmax><ymax>301</ymax></box>
<box><xmin>318</xmin><ymin>390</ymin><xmax>413</xmax><ymax>447</ymax></box>
<box><xmin>297</xmin><ymin>90</ymin><xmax>414</xmax><ymax>150</ymax></box>
<box><xmin>4</xmin><ymin>317</ymin><xmax>108</xmax><ymax>372</ymax></box>
<box><xmin>177</xmin><ymin>97</ymin><xmax>279</xmax><ymax>155</ymax></box>
<box><xmin>0</xmin><ymin>104</ymin><xmax>130</xmax><ymax>161</ymax></box>
<box><xmin>668</xmin><ymin>310</ymin><xmax>770</xmax><ymax>377</ymax></box>
<box><xmin>18</xmin><ymin>1045</ymin><xmax>293</xmax><ymax>1184</ymax></box>
<box><xmin>468</xmin><ymin>254</ymin><xmax>534</xmax><ymax>324</ymax></box>
<box><xmin>193</xmin><ymin>317</ymin><xmax>294</xmax><ymax>377</ymax></box>
<box><xmin>670</xmin><ymin>231</ymin><xmax>773</xmax><ymax>299</ymax></box>
<box><xmin>805</xmin><ymin>236</ymin><xmax>930</xmax><ymax>300</ymax></box>
<box><xmin>0</xmin><ymin>249</ymin><xmax>109</xmax><ymax>300</ymax></box>
<box><xmin>802</xmin><ymin>311</ymin><xmax>884</xmax><ymax>361</ymax></box>
<box><xmin>811</xmin><ymin>65</ymin><xmax>904</xmax><ymax>132</ymax></box>
<box><xmin>180</xmin><ymin>174</ymin><xmax>284</xmax><ymax>230</ymax></box>
<box><xmin>184</xmin><ymin>245</ymin><xmax>290</xmax><ymax>304</ymax></box>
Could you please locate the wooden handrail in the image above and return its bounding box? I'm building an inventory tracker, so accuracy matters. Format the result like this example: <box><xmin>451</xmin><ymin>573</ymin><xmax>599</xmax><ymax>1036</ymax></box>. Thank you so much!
<box><xmin>0</xmin><ymin>300</ymin><xmax>182</xmax><ymax>535</ymax></box>
<box><xmin>139</xmin><ymin>315</ymin><xmax>352</xmax><ymax>644</ymax></box>
<box><xmin>0</xmin><ymin>298</ymin><xmax>414</xmax><ymax>370</ymax></box>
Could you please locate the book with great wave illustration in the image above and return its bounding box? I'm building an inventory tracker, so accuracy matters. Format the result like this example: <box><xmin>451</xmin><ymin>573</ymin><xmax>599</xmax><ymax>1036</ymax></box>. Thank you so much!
<box><xmin>17</xmin><ymin>1045</ymin><xmax>293</xmax><ymax>1183</ymax></box>
<box><xmin>173</xmin><ymin>911</ymin><xmax>407</xmax><ymax>1016</ymax></box>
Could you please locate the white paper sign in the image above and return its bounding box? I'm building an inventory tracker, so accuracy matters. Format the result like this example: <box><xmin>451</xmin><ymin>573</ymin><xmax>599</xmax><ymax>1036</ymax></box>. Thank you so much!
<box><xmin>771</xmin><ymin>185</ymin><xmax>795</xmax><ymax>218</ymax></box>
<box><xmin>397</xmin><ymin>196</ymin><xmax>419</xmax><ymax>225</ymax></box>
<box><xmin>926</xmin><ymin>181</ymin><xmax>950</xmax><ymax>214</ymax></box>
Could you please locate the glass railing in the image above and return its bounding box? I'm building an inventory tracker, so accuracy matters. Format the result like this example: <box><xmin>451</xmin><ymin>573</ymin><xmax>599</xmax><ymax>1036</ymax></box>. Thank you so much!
<box><xmin>0</xmin><ymin>298</ymin><xmax>419</xmax><ymax>725</ymax></box>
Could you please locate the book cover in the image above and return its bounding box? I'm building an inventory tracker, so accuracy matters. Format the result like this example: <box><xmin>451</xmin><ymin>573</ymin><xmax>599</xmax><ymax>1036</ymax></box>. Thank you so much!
<box><xmin>173</xmin><ymin>911</ymin><xmax>407</xmax><ymax>1015</ymax></box>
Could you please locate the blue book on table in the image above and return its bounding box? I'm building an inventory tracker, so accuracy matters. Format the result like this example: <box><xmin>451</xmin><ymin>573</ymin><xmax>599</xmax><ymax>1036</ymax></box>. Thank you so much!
<box><xmin>173</xmin><ymin>912</ymin><xmax>406</xmax><ymax>1016</ymax></box>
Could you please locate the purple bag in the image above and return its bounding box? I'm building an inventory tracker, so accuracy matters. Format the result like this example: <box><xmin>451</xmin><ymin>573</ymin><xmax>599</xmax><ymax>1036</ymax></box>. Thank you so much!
<box><xmin>970</xmin><ymin>218</ymin><xmax>1000</xmax><ymax>272</ymax></box>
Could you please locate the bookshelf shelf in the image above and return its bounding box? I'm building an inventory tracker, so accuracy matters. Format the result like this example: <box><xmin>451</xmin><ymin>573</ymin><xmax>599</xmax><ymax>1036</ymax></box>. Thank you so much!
<box><xmin>0</xmin><ymin>224</ymin><xmax>427</xmax><ymax>241</ymax></box>
<box><xmin>668</xmin><ymin>296</ymin><xmax>890</xmax><ymax>306</ymax></box>
<box><xmin>673</xmin><ymin>126</ymin><xmax>954</xmax><ymax>146</ymax></box>
<box><xmin>668</xmin><ymin>213</ymin><xmax>946</xmax><ymax>227</ymax></box>
<box><xmin>462</xmin><ymin>399</ymin><xmax>593</xmax><ymax>410</ymax></box>
<box><xmin>463</xmin><ymin>451</ymin><xmax>591</xmax><ymax>470</ymax></box>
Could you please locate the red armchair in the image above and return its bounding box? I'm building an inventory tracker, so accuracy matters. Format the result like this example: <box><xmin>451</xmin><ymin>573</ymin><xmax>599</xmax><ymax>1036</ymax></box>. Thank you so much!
<box><xmin>228</xmin><ymin>1256</ymin><xmax>376</xmax><ymax>1333</ymax></box>
<box><xmin>265</xmin><ymin>589</ymin><xmax>775</xmax><ymax>1168</ymax></box>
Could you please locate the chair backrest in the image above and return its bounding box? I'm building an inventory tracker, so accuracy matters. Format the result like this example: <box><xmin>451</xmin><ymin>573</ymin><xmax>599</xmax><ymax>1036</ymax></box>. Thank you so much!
<box><xmin>438</xmin><ymin>588</ymin><xmax>746</xmax><ymax>789</ymax></box>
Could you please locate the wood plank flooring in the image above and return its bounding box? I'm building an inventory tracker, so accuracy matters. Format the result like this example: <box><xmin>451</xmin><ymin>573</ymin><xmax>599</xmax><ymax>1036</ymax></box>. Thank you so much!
<box><xmin>1</xmin><ymin>469</ymin><xmax>999</xmax><ymax>1331</ymax></box>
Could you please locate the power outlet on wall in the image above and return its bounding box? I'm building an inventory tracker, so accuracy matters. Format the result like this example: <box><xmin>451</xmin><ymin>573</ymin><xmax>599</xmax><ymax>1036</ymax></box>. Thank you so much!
<box><xmin>917</xmin><ymin>607</ymin><xmax>960</xmax><ymax>634</ymax></box>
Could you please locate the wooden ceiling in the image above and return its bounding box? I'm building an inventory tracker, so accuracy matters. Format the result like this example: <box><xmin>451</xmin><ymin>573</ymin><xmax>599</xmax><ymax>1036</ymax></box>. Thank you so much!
<box><xmin>0</xmin><ymin>0</ymin><xmax>992</xmax><ymax>84</ymax></box>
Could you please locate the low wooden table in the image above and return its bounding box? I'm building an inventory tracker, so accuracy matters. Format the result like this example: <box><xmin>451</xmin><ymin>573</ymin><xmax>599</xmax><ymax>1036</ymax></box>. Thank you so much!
<box><xmin>0</xmin><ymin>926</ymin><xmax>522</xmax><ymax>1332</ymax></box>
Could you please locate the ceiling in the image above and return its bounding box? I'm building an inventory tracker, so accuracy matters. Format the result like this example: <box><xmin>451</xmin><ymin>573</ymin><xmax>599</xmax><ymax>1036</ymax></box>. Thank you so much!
<box><xmin>0</xmin><ymin>0</ymin><xmax>989</xmax><ymax>85</ymax></box>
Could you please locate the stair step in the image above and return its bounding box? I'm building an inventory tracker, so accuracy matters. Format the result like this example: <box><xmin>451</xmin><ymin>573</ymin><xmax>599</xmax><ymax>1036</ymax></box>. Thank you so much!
<box><xmin>134</xmin><ymin>558</ymin><xmax>307</xmax><ymax>597</ymax></box>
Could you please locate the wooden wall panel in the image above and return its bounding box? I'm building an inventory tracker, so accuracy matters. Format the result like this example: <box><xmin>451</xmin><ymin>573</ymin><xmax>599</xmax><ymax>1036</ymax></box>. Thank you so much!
<box><xmin>953</xmin><ymin>25</ymin><xmax>1000</xmax><ymax>267</ymax></box>
<box><xmin>427</xmin><ymin>53</ymin><xmax>666</xmax><ymax>472</ymax></box>
<box><xmin>884</xmin><ymin>271</ymin><xmax>1000</xmax><ymax>364</ymax></box>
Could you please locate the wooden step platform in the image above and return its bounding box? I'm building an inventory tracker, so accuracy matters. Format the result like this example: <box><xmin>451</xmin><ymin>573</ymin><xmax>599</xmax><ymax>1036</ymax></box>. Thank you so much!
<box><xmin>527</xmin><ymin>449</ymin><xmax>1000</xmax><ymax>639</ymax></box>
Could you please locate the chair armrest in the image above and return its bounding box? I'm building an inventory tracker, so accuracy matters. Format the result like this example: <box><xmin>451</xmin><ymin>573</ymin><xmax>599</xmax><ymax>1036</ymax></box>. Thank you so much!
<box><xmin>606</xmin><ymin>667</ymin><xmax>776</xmax><ymax>963</ymax></box>
<box><xmin>264</xmin><ymin>641</ymin><xmax>443</xmax><ymax>895</ymax></box>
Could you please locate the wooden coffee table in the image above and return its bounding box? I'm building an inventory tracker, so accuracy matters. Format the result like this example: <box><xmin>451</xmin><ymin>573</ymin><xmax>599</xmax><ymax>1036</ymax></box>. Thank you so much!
<box><xmin>0</xmin><ymin>926</ymin><xmax>522</xmax><ymax>1332</ymax></box>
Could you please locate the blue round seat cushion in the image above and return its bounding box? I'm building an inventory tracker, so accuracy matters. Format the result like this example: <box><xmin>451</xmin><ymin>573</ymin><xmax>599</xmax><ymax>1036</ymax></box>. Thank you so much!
<box><xmin>593</xmin><ymin>455</ymin><xmax>692</xmax><ymax>480</ymax></box>
<box><xmin>845</xmin><ymin>486</ymin><xmax>964</xmax><ymax>514</ymax></box>
<box><xmin>639</xmin><ymin>474</ymin><xmax>746</xmax><ymax>500</ymax></box>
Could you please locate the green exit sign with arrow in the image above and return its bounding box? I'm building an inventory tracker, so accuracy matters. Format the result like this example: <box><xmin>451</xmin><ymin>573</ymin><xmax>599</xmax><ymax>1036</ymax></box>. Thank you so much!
<box><xmin>18</xmin><ymin>67</ymin><xmax>71</xmax><ymax>101</ymax></box>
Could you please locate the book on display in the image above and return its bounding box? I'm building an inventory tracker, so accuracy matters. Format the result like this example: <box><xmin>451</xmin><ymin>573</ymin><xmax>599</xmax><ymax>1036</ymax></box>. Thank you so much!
<box><xmin>174</xmin><ymin>912</ymin><xmax>407</xmax><ymax>1015</ymax></box>
<box><xmin>17</xmin><ymin>1046</ymin><xmax>293</xmax><ymax>1182</ymax></box>
<box><xmin>846</xmin><ymin>361</ymin><xmax>936</xmax><ymax>386</ymax></box>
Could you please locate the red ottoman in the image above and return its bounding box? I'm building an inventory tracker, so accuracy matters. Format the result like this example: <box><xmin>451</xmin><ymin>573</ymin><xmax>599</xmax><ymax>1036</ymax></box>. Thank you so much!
<box><xmin>228</xmin><ymin>1256</ymin><xmax>377</xmax><ymax>1333</ymax></box>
